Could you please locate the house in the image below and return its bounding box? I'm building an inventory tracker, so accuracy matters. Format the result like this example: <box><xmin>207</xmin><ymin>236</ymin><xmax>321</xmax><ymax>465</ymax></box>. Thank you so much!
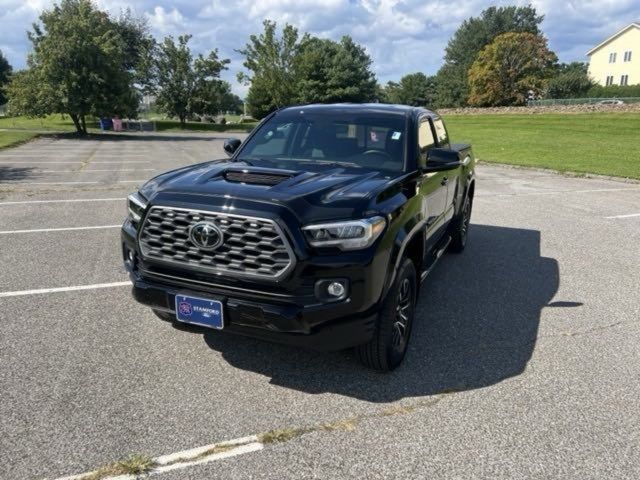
<box><xmin>586</xmin><ymin>21</ymin><xmax>639</xmax><ymax>86</ymax></box>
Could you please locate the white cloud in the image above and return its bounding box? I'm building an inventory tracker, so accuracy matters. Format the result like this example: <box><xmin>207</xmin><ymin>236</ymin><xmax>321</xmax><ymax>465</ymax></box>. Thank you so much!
<box><xmin>1</xmin><ymin>0</ymin><xmax>639</xmax><ymax>97</ymax></box>
<box><xmin>145</xmin><ymin>6</ymin><xmax>186</xmax><ymax>33</ymax></box>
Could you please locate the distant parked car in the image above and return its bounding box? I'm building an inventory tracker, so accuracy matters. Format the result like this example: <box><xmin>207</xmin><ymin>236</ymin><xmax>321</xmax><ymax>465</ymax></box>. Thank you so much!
<box><xmin>597</xmin><ymin>99</ymin><xmax>625</xmax><ymax>105</ymax></box>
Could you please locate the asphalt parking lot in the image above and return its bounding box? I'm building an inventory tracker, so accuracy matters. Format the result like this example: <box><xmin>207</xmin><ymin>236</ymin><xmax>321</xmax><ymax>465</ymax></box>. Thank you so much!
<box><xmin>1</xmin><ymin>134</ymin><xmax>639</xmax><ymax>480</ymax></box>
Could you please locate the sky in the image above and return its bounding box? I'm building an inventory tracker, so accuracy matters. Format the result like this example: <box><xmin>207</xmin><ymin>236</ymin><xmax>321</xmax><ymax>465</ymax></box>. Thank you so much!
<box><xmin>1</xmin><ymin>0</ymin><xmax>639</xmax><ymax>97</ymax></box>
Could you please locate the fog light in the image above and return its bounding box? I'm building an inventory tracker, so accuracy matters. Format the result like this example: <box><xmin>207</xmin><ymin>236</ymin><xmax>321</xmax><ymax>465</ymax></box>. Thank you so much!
<box><xmin>327</xmin><ymin>281</ymin><xmax>346</xmax><ymax>298</ymax></box>
<box><xmin>128</xmin><ymin>250</ymin><xmax>135</xmax><ymax>262</ymax></box>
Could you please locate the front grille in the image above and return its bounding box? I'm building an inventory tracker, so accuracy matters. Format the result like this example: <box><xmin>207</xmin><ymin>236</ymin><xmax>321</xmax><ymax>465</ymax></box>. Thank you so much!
<box><xmin>138</xmin><ymin>206</ymin><xmax>295</xmax><ymax>280</ymax></box>
<box><xmin>223</xmin><ymin>170</ymin><xmax>292</xmax><ymax>186</ymax></box>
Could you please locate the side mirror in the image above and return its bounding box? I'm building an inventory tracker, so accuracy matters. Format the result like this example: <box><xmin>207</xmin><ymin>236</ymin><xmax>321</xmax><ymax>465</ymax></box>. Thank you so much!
<box><xmin>423</xmin><ymin>147</ymin><xmax>461</xmax><ymax>172</ymax></box>
<box><xmin>223</xmin><ymin>138</ymin><xmax>242</xmax><ymax>157</ymax></box>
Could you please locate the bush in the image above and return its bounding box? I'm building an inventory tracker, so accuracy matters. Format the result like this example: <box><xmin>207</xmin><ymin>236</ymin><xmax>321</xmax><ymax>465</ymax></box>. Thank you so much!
<box><xmin>587</xmin><ymin>84</ymin><xmax>640</xmax><ymax>98</ymax></box>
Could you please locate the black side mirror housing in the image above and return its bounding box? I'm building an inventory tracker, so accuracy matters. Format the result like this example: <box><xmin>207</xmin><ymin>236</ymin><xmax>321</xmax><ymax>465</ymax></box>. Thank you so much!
<box><xmin>423</xmin><ymin>147</ymin><xmax>461</xmax><ymax>172</ymax></box>
<box><xmin>223</xmin><ymin>138</ymin><xmax>242</xmax><ymax>157</ymax></box>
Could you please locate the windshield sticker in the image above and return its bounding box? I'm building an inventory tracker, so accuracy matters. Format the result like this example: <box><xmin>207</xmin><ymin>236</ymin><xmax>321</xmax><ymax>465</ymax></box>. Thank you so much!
<box><xmin>391</xmin><ymin>131</ymin><xmax>402</xmax><ymax>140</ymax></box>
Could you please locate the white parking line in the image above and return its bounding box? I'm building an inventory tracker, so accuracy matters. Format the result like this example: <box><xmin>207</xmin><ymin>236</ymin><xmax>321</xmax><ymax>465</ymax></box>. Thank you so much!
<box><xmin>0</xmin><ymin>154</ymin><xmax>86</xmax><ymax>158</ymax></box>
<box><xmin>0</xmin><ymin>161</ymin><xmax>150</xmax><ymax>164</ymax></box>
<box><xmin>54</xmin><ymin>435</ymin><xmax>263</xmax><ymax>480</ymax></box>
<box><xmin>4</xmin><ymin>181</ymin><xmax>100</xmax><ymax>185</ymax></box>
<box><xmin>0</xmin><ymin>281</ymin><xmax>130</xmax><ymax>298</ymax></box>
<box><xmin>38</xmin><ymin>169</ymin><xmax>155</xmax><ymax>173</ymax></box>
<box><xmin>0</xmin><ymin>161</ymin><xmax>85</xmax><ymax>164</ymax></box>
<box><xmin>118</xmin><ymin>180</ymin><xmax>148</xmax><ymax>183</ymax></box>
<box><xmin>0</xmin><ymin>197</ymin><xmax>123</xmax><ymax>206</ymax></box>
<box><xmin>605</xmin><ymin>213</ymin><xmax>640</xmax><ymax>219</ymax></box>
<box><xmin>0</xmin><ymin>225</ymin><xmax>121</xmax><ymax>234</ymax></box>
<box><xmin>0</xmin><ymin>154</ymin><xmax>146</xmax><ymax>157</ymax></box>
<box><xmin>480</xmin><ymin>187</ymin><xmax>640</xmax><ymax>197</ymax></box>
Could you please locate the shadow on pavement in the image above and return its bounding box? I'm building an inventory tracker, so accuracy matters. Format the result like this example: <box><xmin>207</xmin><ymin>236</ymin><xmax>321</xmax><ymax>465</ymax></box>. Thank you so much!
<box><xmin>0</xmin><ymin>166</ymin><xmax>38</xmax><ymax>182</ymax></box>
<box><xmin>194</xmin><ymin>224</ymin><xmax>568</xmax><ymax>402</ymax></box>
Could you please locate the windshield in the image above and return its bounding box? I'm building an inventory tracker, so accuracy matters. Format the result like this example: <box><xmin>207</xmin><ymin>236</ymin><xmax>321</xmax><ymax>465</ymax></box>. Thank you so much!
<box><xmin>237</xmin><ymin>112</ymin><xmax>407</xmax><ymax>172</ymax></box>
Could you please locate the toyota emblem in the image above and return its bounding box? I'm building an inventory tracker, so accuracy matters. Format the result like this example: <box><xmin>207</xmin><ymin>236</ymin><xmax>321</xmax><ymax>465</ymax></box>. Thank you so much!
<box><xmin>189</xmin><ymin>222</ymin><xmax>224</xmax><ymax>250</ymax></box>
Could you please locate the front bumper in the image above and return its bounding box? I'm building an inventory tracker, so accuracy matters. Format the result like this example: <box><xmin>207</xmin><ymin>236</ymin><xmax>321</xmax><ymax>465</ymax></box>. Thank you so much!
<box><xmin>122</xmin><ymin>220</ymin><xmax>388</xmax><ymax>351</ymax></box>
<box><xmin>130</xmin><ymin>274</ymin><xmax>378</xmax><ymax>351</ymax></box>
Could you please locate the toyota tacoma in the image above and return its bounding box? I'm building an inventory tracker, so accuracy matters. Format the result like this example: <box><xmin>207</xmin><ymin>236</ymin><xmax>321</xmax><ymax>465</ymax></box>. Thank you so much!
<box><xmin>121</xmin><ymin>104</ymin><xmax>476</xmax><ymax>371</ymax></box>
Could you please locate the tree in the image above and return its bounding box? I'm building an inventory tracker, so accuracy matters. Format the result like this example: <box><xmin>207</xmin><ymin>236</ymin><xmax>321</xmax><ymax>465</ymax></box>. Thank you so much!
<box><xmin>155</xmin><ymin>34</ymin><xmax>230</xmax><ymax>126</ymax></box>
<box><xmin>114</xmin><ymin>9</ymin><xmax>156</xmax><ymax>94</ymax></box>
<box><xmin>238</xmin><ymin>21</ymin><xmax>377</xmax><ymax>117</ymax></box>
<box><xmin>467</xmin><ymin>32</ymin><xmax>557</xmax><ymax>106</ymax></box>
<box><xmin>237</xmin><ymin>20</ymin><xmax>305</xmax><ymax>118</ymax></box>
<box><xmin>435</xmin><ymin>5</ymin><xmax>543</xmax><ymax>107</ymax></box>
<box><xmin>0</xmin><ymin>50</ymin><xmax>12</xmax><ymax>106</ymax></box>
<box><xmin>294</xmin><ymin>36</ymin><xmax>377</xmax><ymax>104</ymax></box>
<box><xmin>383</xmin><ymin>73</ymin><xmax>437</xmax><ymax>106</ymax></box>
<box><xmin>546</xmin><ymin>62</ymin><xmax>593</xmax><ymax>99</ymax></box>
<box><xmin>7</xmin><ymin>69</ymin><xmax>57</xmax><ymax>117</ymax></box>
<box><xmin>7</xmin><ymin>0</ymin><xmax>144</xmax><ymax>133</ymax></box>
<box><xmin>191</xmin><ymin>78</ymin><xmax>241</xmax><ymax>116</ymax></box>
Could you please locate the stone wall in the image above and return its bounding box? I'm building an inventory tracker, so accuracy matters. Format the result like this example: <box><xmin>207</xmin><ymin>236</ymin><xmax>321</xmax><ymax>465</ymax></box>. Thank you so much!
<box><xmin>437</xmin><ymin>103</ymin><xmax>640</xmax><ymax>115</ymax></box>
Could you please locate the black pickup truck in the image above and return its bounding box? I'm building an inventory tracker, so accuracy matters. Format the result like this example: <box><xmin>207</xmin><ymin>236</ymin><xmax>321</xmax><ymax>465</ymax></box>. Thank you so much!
<box><xmin>121</xmin><ymin>104</ymin><xmax>476</xmax><ymax>371</ymax></box>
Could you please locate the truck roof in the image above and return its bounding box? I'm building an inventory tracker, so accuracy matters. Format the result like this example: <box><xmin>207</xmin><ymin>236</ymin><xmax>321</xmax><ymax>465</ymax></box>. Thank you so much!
<box><xmin>278</xmin><ymin>103</ymin><xmax>439</xmax><ymax>119</ymax></box>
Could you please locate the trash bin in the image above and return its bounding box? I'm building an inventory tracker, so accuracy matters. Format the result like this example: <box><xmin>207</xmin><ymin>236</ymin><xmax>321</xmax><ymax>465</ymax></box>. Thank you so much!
<box><xmin>99</xmin><ymin>118</ymin><xmax>113</xmax><ymax>130</ymax></box>
<box><xmin>112</xmin><ymin>117</ymin><xmax>122</xmax><ymax>132</ymax></box>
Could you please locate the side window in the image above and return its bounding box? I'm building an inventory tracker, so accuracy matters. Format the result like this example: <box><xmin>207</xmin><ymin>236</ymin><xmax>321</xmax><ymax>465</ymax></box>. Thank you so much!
<box><xmin>433</xmin><ymin>119</ymin><xmax>449</xmax><ymax>146</ymax></box>
<box><xmin>418</xmin><ymin>119</ymin><xmax>435</xmax><ymax>153</ymax></box>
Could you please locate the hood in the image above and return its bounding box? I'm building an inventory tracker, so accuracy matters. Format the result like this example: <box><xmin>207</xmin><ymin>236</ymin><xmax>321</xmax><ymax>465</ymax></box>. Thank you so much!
<box><xmin>139</xmin><ymin>160</ymin><xmax>402</xmax><ymax>224</ymax></box>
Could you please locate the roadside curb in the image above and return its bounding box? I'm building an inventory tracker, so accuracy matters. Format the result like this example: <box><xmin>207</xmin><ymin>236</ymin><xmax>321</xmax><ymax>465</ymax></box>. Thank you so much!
<box><xmin>477</xmin><ymin>160</ymin><xmax>640</xmax><ymax>185</ymax></box>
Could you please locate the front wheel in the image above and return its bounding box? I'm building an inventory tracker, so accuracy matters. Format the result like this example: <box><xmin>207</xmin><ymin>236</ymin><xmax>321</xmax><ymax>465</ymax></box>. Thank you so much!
<box><xmin>356</xmin><ymin>258</ymin><xmax>416</xmax><ymax>372</ymax></box>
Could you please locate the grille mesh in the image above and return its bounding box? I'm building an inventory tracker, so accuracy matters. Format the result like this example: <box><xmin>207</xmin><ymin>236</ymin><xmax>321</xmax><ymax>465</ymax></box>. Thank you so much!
<box><xmin>139</xmin><ymin>207</ymin><xmax>294</xmax><ymax>279</ymax></box>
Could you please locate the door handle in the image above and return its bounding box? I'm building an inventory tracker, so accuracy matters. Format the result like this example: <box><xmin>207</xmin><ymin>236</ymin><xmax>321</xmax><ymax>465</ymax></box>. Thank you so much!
<box><xmin>441</xmin><ymin>177</ymin><xmax>449</xmax><ymax>186</ymax></box>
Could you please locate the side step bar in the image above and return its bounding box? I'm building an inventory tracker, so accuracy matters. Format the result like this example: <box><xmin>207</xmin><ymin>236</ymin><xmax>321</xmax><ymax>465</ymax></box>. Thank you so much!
<box><xmin>420</xmin><ymin>235</ymin><xmax>451</xmax><ymax>282</ymax></box>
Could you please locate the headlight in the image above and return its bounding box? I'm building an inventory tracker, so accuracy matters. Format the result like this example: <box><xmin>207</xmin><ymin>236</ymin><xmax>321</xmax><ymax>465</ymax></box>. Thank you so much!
<box><xmin>302</xmin><ymin>216</ymin><xmax>386</xmax><ymax>250</ymax></box>
<box><xmin>127</xmin><ymin>192</ymin><xmax>147</xmax><ymax>222</ymax></box>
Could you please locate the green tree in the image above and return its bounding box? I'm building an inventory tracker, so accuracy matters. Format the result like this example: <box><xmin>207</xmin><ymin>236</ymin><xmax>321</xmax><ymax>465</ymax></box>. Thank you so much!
<box><xmin>0</xmin><ymin>50</ymin><xmax>12</xmax><ymax>106</ymax></box>
<box><xmin>294</xmin><ymin>36</ymin><xmax>377</xmax><ymax>104</ymax></box>
<box><xmin>7</xmin><ymin>69</ymin><xmax>57</xmax><ymax>117</ymax></box>
<box><xmin>114</xmin><ymin>9</ymin><xmax>156</xmax><ymax>94</ymax></box>
<box><xmin>435</xmin><ymin>5</ymin><xmax>543</xmax><ymax>107</ymax></box>
<box><xmin>237</xmin><ymin>20</ymin><xmax>305</xmax><ymax>118</ymax></box>
<box><xmin>191</xmin><ymin>78</ymin><xmax>240</xmax><ymax>116</ymax></box>
<box><xmin>383</xmin><ymin>72</ymin><xmax>437</xmax><ymax>106</ymax></box>
<box><xmin>467</xmin><ymin>32</ymin><xmax>557</xmax><ymax>106</ymax></box>
<box><xmin>7</xmin><ymin>0</ymin><xmax>144</xmax><ymax>133</ymax></box>
<box><xmin>546</xmin><ymin>62</ymin><xmax>594</xmax><ymax>99</ymax></box>
<box><xmin>155</xmin><ymin>34</ymin><xmax>230</xmax><ymax>126</ymax></box>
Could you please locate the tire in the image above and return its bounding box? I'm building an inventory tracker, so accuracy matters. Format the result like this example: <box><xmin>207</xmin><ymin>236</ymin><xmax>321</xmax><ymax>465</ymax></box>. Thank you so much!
<box><xmin>449</xmin><ymin>193</ymin><xmax>472</xmax><ymax>253</ymax></box>
<box><xmin>356</xmin><ymin>258</ymin><xmax>417</xmax><ymax>372</ymax></box>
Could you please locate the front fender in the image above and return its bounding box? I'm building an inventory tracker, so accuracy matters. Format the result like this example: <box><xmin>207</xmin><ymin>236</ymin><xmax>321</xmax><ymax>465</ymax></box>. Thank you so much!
<box><xmin>378</xmin><ymin>196</ymin><xmax>425</xmax><ymax>302</ymax></box>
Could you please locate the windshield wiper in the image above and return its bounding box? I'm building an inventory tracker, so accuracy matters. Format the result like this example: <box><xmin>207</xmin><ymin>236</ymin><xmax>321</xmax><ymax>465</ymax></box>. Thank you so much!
<box><xmin>315</xmin><ymin>161</ymin><xmax>362</xmax><ymax>169</ymax></box>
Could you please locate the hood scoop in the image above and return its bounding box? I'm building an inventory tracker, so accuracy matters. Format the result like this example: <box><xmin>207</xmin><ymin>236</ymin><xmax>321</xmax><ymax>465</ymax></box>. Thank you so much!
<box><xmin>222</xmin><ymin>168</ymin><xmax>295</xmax><ymax>186</ymax></box>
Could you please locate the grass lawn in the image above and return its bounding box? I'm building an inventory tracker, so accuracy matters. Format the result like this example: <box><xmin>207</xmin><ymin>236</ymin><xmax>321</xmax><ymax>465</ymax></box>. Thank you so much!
<box><xmin>0</xmin><ymin>115</ymin><xmax>257</xmax><ymax>134</ymax></box>
<box><xmin>0</xmin><ymin>130</ymin><xmax>40</xmax><ymax>150</ymax></box>
<box><xmin>1</xmin><ymin>112</ymin><xmax>638</xmax><ymax>179</ymax></box>
<box><xmin>153</xmin><ymin>119</ymin><xmax>256</xmax><ymax>133</ymax></box>
<box><xmin>0</xmin><ymin>114</ymin><xmax>76</xmax><ymax>131</ymax></box>
<box><xmin>445</xmin><ymin>113</ymin><xmax>640</xmax><ymax>179</ymax></box>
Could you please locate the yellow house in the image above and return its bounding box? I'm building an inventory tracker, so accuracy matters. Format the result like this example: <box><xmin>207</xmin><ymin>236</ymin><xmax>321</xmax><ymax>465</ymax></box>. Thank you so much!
<box><xmin>587</xmin><ymin>21</ymin><xmax>639</xmax><ymax>86</ymax></box>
